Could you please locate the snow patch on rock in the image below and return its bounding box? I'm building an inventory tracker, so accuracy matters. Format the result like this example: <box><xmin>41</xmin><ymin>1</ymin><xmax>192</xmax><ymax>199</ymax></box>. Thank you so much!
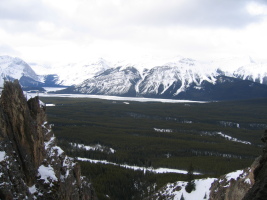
<box><xmin>38</xmin><ymin>164</ymin><xmax>58</xmax><ymax>184</ymax></box>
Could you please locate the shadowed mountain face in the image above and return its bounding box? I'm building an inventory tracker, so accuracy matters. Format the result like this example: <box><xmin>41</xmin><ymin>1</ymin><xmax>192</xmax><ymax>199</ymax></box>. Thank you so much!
<box><xmin>69</xmin><ymin>69</ymin><xmax>267</xmax><ymax>101</ymax></box>
<box><xmin>1</xmin><ymin>55</ymin><xmax>267</xmax><ymax>101</ymax></box>
<box><xmin>0</xmin><ymin>80</ymin><xmax>96</xmax><ymax>200</ymax></box>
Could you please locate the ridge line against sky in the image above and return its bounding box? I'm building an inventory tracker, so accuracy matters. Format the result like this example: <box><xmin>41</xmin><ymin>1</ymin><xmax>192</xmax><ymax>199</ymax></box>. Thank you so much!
<box><xmin>0</xmin><ymin>0</ymin><xmax>267</xmax><ymax>65</ymax></box>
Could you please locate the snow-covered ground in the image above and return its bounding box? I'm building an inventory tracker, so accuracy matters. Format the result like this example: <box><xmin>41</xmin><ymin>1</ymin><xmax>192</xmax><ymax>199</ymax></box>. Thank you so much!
<box><xmin>216</xmin><ymin>132</ymin><xmax>251</xmax><ymax>145</ymax></box>
<box><xmin>0</xmin><ymin>151</ymin><xmax>6</xmax><ymax>162</ymax></box>
<box><xmin>219</xmin><ymin>121</ymin><xmax>240</xmax><ymax>128</ymax></box>
<box><xmin>77</xmin><ymin>157</ymin><xmax>201</xmax><ymax>175</ymax></box>
<box><xmin>26</xmin><ymin>92</ymin><xmax>206</xmax><ymax>104</ymax></box>
<box><xmin>156</xmin><ymin>169</ymin><xmax>245</xmax><ymax>200</ymax></box>
<box><xmin>154</xmin><ymin>128</ymin><xmax>173</xmax><ymax>133</ymax></box>
<box><xmin>200</xmin><ymin>131</ymin><xmax>251</xmax><ymax>145</ymax></box>
<box><xmin>70</xmin><ymin>143</ymin><xmax>116</xmax><ymax>154</ymax></box>
<box><xmin>157</xmin><ymin>178</ymin><xmax>216</xmax><ymax>200</ymax></box>
<box><xmin>45</xmin><ymin>104</ymin><xmax>55</xmax><ymax>107</ymax></box>
<box><xmin>38</xmin><ymin>164</ymin><xmax>58</xmax><ymax>185</ymax></box>
<box><xmin>43</xmin><ymin>87</ymin><xmax>67</xmax><ymax>92</ymax></box>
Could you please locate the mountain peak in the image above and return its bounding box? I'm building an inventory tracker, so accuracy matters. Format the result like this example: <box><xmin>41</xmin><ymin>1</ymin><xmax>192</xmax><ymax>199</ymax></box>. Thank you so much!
<box><xmin>0</xmin><ymin>55</ymin><xmax>39</xmax><ymax>87</ymax></box>
<box><xmin>1</xmin><ymin>54</ymin><xmax>267</xmax><ymax>100</ymax></box>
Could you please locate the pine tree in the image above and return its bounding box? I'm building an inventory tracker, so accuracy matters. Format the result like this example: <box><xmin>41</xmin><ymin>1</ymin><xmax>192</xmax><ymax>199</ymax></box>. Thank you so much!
<box><xmin>180</xmin><ymin>193</ymin><xmax>185</xmax><ymax>200</ymax></box>
<box><xmin>185</xmin><ymin>163</ymin><xmax>196</xmax><ymax>193</ymax></box>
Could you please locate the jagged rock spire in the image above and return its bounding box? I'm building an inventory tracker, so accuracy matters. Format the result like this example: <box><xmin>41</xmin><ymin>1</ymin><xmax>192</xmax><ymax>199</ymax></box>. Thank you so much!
<box><xmin>0</xmin><ymin>80</ymin><xmax>96</xmax><ymax>200</ymax></box>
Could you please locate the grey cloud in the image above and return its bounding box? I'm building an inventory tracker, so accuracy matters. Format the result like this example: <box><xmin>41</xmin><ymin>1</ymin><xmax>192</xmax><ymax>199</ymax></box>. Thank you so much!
<box><xmin>59</xmin><ymin>0</ymin><xmax>265</xmax><ymax>41</ymax></box>
<box><xmin>0</xmin><ymin>0</ymin><xmax>266</xmax><ymax>42</ymax></box>
<box><xmin>0</xmin><ymin>0</ymin><xmax>62</xmax><ymax>35</ymax></box>
<box><xmin>0</xmin><ymin>0</ymin><xmax>55</xmax><ymax>21</ymax></box>
<box><xmin>126</xmin><ymin>0</ymin><xmax>266</xmax><ymax>28</ymax></box>
<box><xmin>256</xmin><ymin>0</ymin><xmax>267</xmax><ymax>5</ymax></box>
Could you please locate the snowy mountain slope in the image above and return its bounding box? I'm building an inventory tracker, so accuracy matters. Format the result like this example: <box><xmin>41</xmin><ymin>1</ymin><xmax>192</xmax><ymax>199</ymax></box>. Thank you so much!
<box><xmin>0</xmin><ymin>56</ymin><xmax>112</xmax><ymax>88</ymax></box>
<box><xmin>29</xmin><ymin>55</ymin><xmax>267</xmax><ymax>87</ymax></box>
<box><xmin>0</xmin><ymin>55</ymin><xmax>40</xmax><ymax>87</ymax></box>
<box><xmin>212</xmin><ymin>56</ymin><xmax>267</xmax><ymax>84</ymax></box>
<box><xmin>74</xmin><ymin>66</ymin><xmax>141</xmax><ymax>96</ymax></box>
<box><xmin>51</xmin><ymin>55</ymin><xmax>266</xmax><ymax>87</ymax></box>
<box><xmin>137</xmin><ymin>62</ymin><xmax>218</xmax><ymax>97</ymax></box>
<box><xmin>30</xmin><ymin>58</ymin><xmax>114</xmax><ymax>86</ymax></box>
<box><xmin>174</xmin><ymin>76</ymin><xmax>267</xmax><ymax>101</ymax></box>
<box><xmin>66</xmin><ymin>56</ymin><xmax>267</xmax><ymax>100</ymax></box>
<box><xmin>233</xmin><ymin>63</ymin><xmax>267</xmax><ymax>85</ymax></box>
<box><xmin>1</xmin><ymin>55</ymin><xmax>267</xmax><ymax>100</ymax></box>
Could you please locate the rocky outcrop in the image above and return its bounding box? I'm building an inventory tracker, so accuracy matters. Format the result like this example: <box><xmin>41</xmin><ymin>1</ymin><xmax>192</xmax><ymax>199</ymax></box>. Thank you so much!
<box><xmin>243</xmin><ymin>130</ymin><xmax>267</xmax><ymax>200</ymax></box>
<box><xmin>209</xmin><ymin>129</ymin><xmax>267</xmax><ymax>200</ymax></box>
<box><xmin>209</xmin><ymin>158</ymin><xmax>259</xmax><ymax>200</ymax></box>
<box><xmin>0</xmin><ymin>80</ymin><xmax>96</xmax><ymax>199</ymax></box>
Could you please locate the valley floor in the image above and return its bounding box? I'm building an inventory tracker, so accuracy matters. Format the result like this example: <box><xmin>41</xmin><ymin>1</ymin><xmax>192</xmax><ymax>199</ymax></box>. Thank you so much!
<box><xmin>38</xmin><ymin>94</ymin><xmax>266</xmax><ymax>199</ymax></box>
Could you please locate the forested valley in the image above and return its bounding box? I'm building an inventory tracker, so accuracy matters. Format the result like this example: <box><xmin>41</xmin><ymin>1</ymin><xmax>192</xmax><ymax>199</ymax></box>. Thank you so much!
<box><xmin>41</xmin><ymin>97</ymin><xmax>267</xmax><ymax>200</ymax></box>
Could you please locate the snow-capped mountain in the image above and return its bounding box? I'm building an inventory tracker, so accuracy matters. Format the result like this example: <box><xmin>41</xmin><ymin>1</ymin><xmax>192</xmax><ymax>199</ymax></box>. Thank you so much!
<box><xmin>137</xmin><ymin>59</ymin><xmax>218</xmax><ymax>97</ymax></box>
<box><xmin>77</xmin><ymin>66</ymin><xmax>141</xmax><ymax>96</ymax></box>
<box><xmin>30</xmin><ymin>58</ymin><xmax>114</xmax><ymax>86</ymax></box>
<box><xmin>0</xmin><ymin>55</ymin><xmax>40</xmax><ymax>87</ymax></box>
<box><xmin>211</xmin><ymin>56</ymin><xmax>267</xmax><ymax>84</ymax></box>
<box><xmin>1</xmin><ymin>55</ymin><xmax>267</xmax><ymax>100</ymax></box>
<box><xmin>63</xmin><ymin>56</ymin><xmax>267</xmax><ymax>100</ymax></box>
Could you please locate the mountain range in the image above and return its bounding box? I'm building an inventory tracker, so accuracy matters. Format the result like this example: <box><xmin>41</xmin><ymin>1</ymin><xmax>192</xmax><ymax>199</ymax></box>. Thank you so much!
<box><xmin>1</xmin><ymin>55</ymin><xmax>267</xmax><ymax>101</ymax></box>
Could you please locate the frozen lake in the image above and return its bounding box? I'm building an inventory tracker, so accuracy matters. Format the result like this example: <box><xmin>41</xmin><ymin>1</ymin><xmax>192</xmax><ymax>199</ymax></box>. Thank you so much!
<box><xmin>26</xmin><ymin>87</ymin><xmax>206</xmax><ymax>104</ymax></box>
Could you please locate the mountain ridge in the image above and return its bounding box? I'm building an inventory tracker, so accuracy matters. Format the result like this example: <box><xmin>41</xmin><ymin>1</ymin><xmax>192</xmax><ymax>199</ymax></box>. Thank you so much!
<box><xmin>1</xmin><ymin>55</ymin><xmax>267</xmax><ymax>101</ymax></box>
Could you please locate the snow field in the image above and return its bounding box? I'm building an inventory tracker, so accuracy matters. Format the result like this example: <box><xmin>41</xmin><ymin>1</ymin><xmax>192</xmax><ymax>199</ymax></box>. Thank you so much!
<box><xmin>77</xmin><ymin>157</ymin><xmax>201</xmax><ymax>175</ymax></box>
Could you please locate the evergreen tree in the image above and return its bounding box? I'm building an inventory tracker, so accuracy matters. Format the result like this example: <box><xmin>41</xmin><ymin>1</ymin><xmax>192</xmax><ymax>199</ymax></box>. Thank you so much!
<box><xmin>185</xmin><ymin>163</ymin><xmax>196</xmax><ymax>193</ymax></box>
<box><xmin>180</xmin><ymin>193</ymin><xmax>185</xmax><ymax>200</ymax></box>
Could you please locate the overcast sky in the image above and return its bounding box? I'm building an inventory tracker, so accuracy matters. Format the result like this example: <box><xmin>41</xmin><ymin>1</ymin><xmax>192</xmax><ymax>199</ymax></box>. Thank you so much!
<box><xmin>0</xmin><ymin>0</ymin><xmax>267</xmax><ymax>64</ymax></box>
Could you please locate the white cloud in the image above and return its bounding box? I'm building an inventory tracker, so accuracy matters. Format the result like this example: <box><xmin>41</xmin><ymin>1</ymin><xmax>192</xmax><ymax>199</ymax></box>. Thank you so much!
<box><xmin>247</xmin><ymin>1</ymin><xmax>267</xmax><ymax>16</ymax></box>
<box><xmin>0</xmin><ymin>44</ymin><xmax>20</xmax><ymax>56</ymax></box>
<box><xmin>0</xmin><ymin>0</ymin><xmax>267</xmax><ymax>63</ymax></box>
<box><xmin>0</xmin><ymin>0</ymin><xmax>51</xmax><ymax>21</ymax></box>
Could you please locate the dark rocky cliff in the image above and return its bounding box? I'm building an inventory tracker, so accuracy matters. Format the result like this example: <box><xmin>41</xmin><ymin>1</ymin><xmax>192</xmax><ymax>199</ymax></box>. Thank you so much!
<box><xmin>0</xmin><ymin>80</ymin><xmax>96</xmax><ymax>200</ymax></box>
<box><xmin>243</xmin><ymin>130</ymin><xmax>267</xmax><ymax>200</ymax></box>
<box><xmin>209</xmin><ymin>130</ymin><xmax>267</xmax><ymax>200</ymax></box>
<box><xmin>209</xmin><ymin>158</ymin><xmax>259</xmax><ymax>200</ymax></box>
